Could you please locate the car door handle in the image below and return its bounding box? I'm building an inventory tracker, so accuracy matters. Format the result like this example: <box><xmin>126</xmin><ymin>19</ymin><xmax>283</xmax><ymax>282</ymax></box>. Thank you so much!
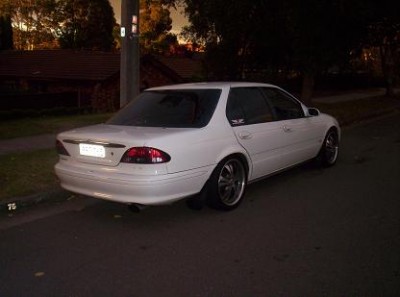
<box><xmin>238</xmin><ymin>131</ymin><xmax>252</xmax><ymax>140</ymax></box>
<box><xmin>282</xmin><ymin>125</ymin><xmax>292</xmax><ymax>132</ymax></box>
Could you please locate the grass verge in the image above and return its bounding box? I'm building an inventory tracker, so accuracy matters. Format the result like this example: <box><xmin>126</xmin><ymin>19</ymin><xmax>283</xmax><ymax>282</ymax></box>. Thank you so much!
<box><xmin>0</xmin><ymin>149</ymin><xmax>59</xmax><ymax>201</ymax></box>
<box><xmin>0</xmin><ymin>113</ymin><xmax>112</xmax><ymax>140</ymax></box>
<box><xmin>0</xmin><ymin>95</ymin><xmax>399</xmax><ymax>202</ymax></box>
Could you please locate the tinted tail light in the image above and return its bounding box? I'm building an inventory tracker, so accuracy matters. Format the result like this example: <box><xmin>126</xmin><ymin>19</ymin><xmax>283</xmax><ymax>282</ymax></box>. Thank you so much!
<box><xmin>120</xmin><ymin>147</ymin><xmax>171</xmax><ymax>164</ymax></box>
<box><xmin>56</xmin><ymin>140</ymin><xmax>70</xmax><ymax>156</ymax></box>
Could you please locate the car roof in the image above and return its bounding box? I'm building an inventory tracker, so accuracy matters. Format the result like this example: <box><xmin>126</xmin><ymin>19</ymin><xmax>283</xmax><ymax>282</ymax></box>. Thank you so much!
<box><xmin>146</xmin><ymin>82</ymin><xmax>279</xmax><ymax>91</ymax></box>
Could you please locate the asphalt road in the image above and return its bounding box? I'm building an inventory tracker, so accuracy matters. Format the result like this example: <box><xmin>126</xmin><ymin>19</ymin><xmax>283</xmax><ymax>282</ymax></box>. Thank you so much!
<box><xmin>1</xmin><ymin>114</ymin><xmax>399</xmax><ymax>297</ymax></box>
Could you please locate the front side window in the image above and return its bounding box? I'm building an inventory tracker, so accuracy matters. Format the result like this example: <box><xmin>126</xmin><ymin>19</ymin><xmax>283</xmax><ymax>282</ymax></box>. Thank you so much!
<box><xmin>262</xmin><ymin>88</ymin><xmax>305</xmax><ymax>120</ymax></box>
<box><xmin>107</xmin><ymin>89</ymin><xmax>221</xmax><ymax>128</ymax></box>
<box><xmin>226</xmin><ymin>88</ymin><xmax>274</xmax><ymax>126</ymax></box>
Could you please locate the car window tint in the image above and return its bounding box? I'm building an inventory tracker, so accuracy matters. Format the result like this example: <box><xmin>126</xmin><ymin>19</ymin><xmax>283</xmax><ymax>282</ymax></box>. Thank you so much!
<box><xmin>262</xmin><ymin>88</ymin><xmax>304</xmax><ymax>120</ymax></box>
<box><xmin>226</xmin><ymin>88</ymin><xmax>274</xmax><ymax>126</ymax></box>
<box><xmin>107</xmin><ymin>89</ymin><xmax>221</xmax><ymax>128</ymax></box>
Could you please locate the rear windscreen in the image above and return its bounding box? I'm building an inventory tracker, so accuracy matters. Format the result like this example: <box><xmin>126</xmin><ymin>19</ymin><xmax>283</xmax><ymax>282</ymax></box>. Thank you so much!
<box><xmin>107</xmin><ymin>89</ymin><xmax>222</xmax><ymax>128</ymax></box>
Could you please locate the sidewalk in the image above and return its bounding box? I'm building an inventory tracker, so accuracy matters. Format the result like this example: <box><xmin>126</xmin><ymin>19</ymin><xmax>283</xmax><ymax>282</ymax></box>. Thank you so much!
<box><xmin>312</xmin><ymin>88</ymin><xmax>391</xmax><ymax>104</ymax></box>
<box><xmin>0</xmin><ymin>133</ymin><xmax>56</xmax><ymax>155</ymax></box>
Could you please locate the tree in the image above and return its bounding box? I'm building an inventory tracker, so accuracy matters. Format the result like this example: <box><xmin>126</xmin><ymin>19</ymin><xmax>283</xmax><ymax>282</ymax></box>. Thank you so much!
<box><xmin>0</xmin><ymin>14</ymin><xmax>13</xmax><ymax>49</ymax></box>
<box><xmin>0</xmin><ymin>0</ymin><xmax>60</xmax><ymax>50</ymax></box>
<box><xmin>58</xmin><ymin>0</ymin><xmax>116</xmax><ymax>51</ymax></box>
<box><xmin>365</xmin><ymin>0</ymin><xmax>400</xmax><ymax>96</ymax></box>
<box><xmin>182</xmin><ymin>0</ymin><xmax>263</xmax><ymax>80</ymax></box>
<box><xmin>0</xmin><ymin>1</ymin><xmax>12</xmax><ymax>49</ymax></box>
<box><xmin>139</xmin><ymin>0</ymin><xmax>173</xmax><ymax>53</ymax></box>
<box><xmin>282</xmin><ymin>0</ymin><xmax>370</xmax><ymax>102</ymax></box>
<box><xmin>182</xmin><ymin>0</ymin><xmax>371</xmax><ymax>103</ymax></box>
<box><xmin>1</xmin><ymin>0</ymin><xmax>179</xmax><ymax>53</ymax></box>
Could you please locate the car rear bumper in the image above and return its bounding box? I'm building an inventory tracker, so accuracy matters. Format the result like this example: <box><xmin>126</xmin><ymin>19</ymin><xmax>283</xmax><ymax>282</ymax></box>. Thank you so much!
<box><xmin>55</xmin><ymin>162</ymin><xmax>213</xmax><ymax>205</ymax></box>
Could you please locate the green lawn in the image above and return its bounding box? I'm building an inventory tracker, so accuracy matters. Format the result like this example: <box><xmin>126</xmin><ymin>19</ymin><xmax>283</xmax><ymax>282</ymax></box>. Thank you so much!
<box><xmin>0</xmin><ymin>113</ymin><xmax>112</xmax><ymax>140</ymax></box>
<box><xmin>0</xmin><ymin>113</ymin><xmax>112</xmax><ymax>201</ymax></box>
<box><xmin>0</xmin><ymin>149</ymin><xmax>59</xmax><ymax>201</ymax></box>
<box><xmin>0</xmin><ymin>96</ymin><xmax>399</xmax><ymax>202</ymax></box>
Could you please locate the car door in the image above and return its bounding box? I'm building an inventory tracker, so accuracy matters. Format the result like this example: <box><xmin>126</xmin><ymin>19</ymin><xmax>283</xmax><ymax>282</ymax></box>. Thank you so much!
<box><xmin>226</xmin><ymin>87</ymin><xmax>286</xmax><ymax>180</ymax></box>
<box><xmin>261</xmin><ymin>87</ymin><xmax>324</xmax><ymax>168</ymax></box>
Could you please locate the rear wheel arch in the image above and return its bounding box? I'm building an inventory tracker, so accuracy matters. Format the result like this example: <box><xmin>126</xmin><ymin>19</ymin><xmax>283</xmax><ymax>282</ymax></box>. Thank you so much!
<box><xmin>186</xmin><ymin>152</ymin><xmax>250</xmax><ymax>211</ymax></box>
<box><xmin>213</xmin><ymin>152</ymin><xmax>251</xmax><ymax>183</ymax></box>
<box><xmin>206</xmin><ymin>154</ymin><xmax>249</xmax><ymax>211</ymax></box>
<box><xmin>205</xmin><ymin>152</ymin><xmax>250</xmax><ymax>194</ymax></box>
<box><xmin>228</xmin><ymin>153</ymin><xmax>250</xmax><ymax>177</ymax></box>
<box><xmin>328</xmin><ymin>126</ymin><xmax>340</xmax><ymax>138</ymax></box>
<box><xmin>213</xmin><ymin>146</ymin><xmax>252</xmax><ymax>179</ymax></box>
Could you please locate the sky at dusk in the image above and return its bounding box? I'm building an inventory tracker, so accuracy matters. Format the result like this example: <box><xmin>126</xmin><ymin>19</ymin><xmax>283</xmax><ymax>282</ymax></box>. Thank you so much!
<box><xmin>109</xmin><ymin>0</ymin><xmax>189</xmax><ymax>35</ymax></box>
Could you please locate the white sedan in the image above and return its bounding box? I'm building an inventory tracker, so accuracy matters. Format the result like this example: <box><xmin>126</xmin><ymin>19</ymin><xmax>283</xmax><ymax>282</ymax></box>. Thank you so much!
<box><xmin>55</xmin><ymin>82</ymin><xmax>340</xmax><ymax>211</ymax></box>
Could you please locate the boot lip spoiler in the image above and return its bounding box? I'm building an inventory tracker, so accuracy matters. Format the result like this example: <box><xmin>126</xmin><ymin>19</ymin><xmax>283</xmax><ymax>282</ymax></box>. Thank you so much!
<box><xmin>62</xmin><ymin>139</ymin><xmax>126</xmax><ymax>148</ymax></box>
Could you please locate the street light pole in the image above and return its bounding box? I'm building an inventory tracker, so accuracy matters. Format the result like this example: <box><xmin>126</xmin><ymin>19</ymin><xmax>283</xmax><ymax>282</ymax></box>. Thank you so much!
<box><xmin>120</xmin><ymin>0</ymin><xmax>140</xmax><ymax>108</ymax></box>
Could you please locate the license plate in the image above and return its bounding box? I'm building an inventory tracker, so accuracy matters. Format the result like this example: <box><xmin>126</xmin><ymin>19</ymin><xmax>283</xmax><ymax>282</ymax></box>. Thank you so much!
<box><xmin>79</xmin><ymin>143</ymin><xmax>105</xmax><ymax>158</ymax></box>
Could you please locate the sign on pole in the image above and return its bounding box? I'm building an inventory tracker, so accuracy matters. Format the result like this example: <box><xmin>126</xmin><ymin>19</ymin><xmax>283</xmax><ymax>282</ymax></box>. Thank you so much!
<box><xmin>120</xmin><ymin>0</ymin><xmax>140</xmax><ymax>108</ymax></box>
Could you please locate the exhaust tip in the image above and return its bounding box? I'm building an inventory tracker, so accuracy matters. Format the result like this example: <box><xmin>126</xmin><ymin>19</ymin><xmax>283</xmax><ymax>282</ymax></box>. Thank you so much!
<box><xmin>128</xmin><ymin>204</ymin><xmax>148</xmax><ymax>213</ymax></box>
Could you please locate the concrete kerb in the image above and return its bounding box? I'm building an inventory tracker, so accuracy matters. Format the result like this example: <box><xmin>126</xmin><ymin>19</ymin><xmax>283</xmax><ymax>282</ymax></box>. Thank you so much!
<box><xmin>0</xmin><ymin>188</ymin><xmax>73</xmax><ymax>215</ymax></box>
<box><xmin>0</xmin><ymin>134</ymin><xmax>62</xmax><ymax>215</ymax></box>
<box><xmin>313</xmin><ymin>88</ymin><xmax>399</xmax><ymax>104</ymax></box>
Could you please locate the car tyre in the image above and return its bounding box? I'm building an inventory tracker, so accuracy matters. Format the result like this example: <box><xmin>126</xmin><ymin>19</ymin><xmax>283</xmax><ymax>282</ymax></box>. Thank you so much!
<box><xmin>319</xmin><ymin>128</ymin><xmax>339</xmax><ymax>167</ymax></box>
<box><xmin>206</xmin><ymin>157</ymin><xmax>247</xmax><ymax>211</ymax></box>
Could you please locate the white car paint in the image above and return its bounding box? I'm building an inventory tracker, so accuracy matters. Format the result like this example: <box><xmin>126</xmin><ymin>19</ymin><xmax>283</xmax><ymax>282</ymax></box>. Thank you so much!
<box><xmin>55</xmin><ymin>82</ymin><xmax>340</xmax><ymax>206</ymax></box>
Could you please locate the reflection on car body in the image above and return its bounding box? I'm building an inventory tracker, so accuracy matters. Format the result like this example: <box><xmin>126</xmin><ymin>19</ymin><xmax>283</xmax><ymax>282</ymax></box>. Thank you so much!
<box><xmin>55</xmin><ymin>82</ymin><xmax>340</xmax><ymax>211</ymax></box>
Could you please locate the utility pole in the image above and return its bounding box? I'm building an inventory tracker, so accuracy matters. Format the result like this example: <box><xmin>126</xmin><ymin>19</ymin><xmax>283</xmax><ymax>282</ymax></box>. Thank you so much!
<box><xmin>120</xmin><ymin>0</ymin><xmax>140</xmax><ymax>108</ymax></box>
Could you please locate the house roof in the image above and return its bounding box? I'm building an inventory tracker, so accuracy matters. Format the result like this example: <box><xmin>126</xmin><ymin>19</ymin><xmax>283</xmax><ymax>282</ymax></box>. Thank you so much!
<box><xmin>153</xmin><ymin>55</ymin><xmax>203</xmax><ymax>80</ymax></box>
<box><xmin>0</xmin><ymin>50</ymin><xmax>120</xmax><ymax>81</ymax></box>
<box><xmin>0</xmin><ymin>50</ymin><xmax>203</xmax><ymax>82</ymax></box>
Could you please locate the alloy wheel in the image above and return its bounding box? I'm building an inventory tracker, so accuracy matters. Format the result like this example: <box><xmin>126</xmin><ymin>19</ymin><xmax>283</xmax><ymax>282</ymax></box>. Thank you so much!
<box><xmin>217</xmin><ymin>159</ymin><xmax>246</xmax><ymax>206</ymax></box>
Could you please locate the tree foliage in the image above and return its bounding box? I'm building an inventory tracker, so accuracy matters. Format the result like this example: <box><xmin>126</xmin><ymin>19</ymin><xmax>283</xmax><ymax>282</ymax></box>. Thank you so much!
<box><xmin>58</xmin><ymin>0</ymin><xmax>116</xmax><ymax>51</ymax></box>
<box><xmin>139</xmin><ymin>0</ymin><xmax>173</xmax><ymax>53</ymax></box>
<box><xmin>364</xmin><ymin>0</ymin><xmax>400</xmax><ymax>96</ymax></box>
<box><xmin>283</xmin><ymin>0</ymin><xmax>369</xmax><ymax>100</ymax></box>
<box><xmin>0</xmin><ymin>0</ymin><xmax>179</xmax><ymax>52</ymax></box>
<box><xmin>1</xmin><ymin>0</ymin><xmax>60</xmax><ymax>50</ymax></box>
<box><xmin>182</xmin><ymin>1</ymin><xmax>258</xmax><ymax>79</ymax></box>
<box><xmin>182</xmin><ymin>0</ymin><xmax>393</xmax><ymax>101</ymax></box>
<box><xmin>0</xmin><ymin>14</ymin><xmax>13</xmax><ymax>49</ymax></box>
<box><xmin>0</xmin><ymin>0</ymin><xmax>117</xmax><ymax>51</ymax></box>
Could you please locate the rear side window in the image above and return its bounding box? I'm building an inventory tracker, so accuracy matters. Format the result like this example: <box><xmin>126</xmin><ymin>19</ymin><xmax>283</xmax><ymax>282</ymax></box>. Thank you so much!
<box><xmin>262</xmin><ymin>88</ymin><xmax>304</xmax><ymax>120</ymax></box>
<box><xmin>226</xmin><ymin>87</ymin><xmax>274</xmax><ymax>126</ymax></box>
<box><xmin>107</xmin><ymin>89</ymin><xmax>221</xmax><ymax>128</ymax></box>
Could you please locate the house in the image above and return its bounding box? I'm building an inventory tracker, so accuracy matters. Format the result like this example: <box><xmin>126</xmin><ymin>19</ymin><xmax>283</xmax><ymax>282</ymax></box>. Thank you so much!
<box><xmin>0</xmin><ymin>50</ymin><xmax>204</xmax><ymax>112</ymax></box>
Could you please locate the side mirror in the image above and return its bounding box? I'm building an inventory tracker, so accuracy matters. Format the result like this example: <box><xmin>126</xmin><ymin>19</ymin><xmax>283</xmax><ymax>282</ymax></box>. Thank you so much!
<box><xmin>308</xmin><ymin>108</ymin><xmax>320</xmax><ymax>117</ymax></box>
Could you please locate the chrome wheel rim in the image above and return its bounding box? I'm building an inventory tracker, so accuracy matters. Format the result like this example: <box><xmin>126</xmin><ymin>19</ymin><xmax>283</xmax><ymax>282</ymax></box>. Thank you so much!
<box><xmin>217</xmin><ymin>159</ymin><xmax>246</xmax><ymax>206</ymax></box>
<box><xmin>325</xmin><ymin>131</ymin><xmax>339</xmax><ymax>164</ymax></box>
